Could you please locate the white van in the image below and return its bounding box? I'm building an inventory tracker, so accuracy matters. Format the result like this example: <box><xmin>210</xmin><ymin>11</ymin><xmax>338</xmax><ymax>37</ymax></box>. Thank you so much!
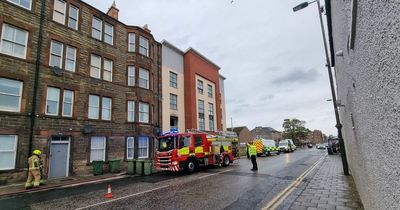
<box><xmin>278</xmin><ymin>139</ymin><xmax>296</xmax><ymax>152</ymax></box>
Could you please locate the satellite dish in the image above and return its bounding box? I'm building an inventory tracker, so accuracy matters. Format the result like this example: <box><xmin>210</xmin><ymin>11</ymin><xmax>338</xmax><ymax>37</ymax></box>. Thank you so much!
<box><xmin>52</xmin><ymin>66</ymin><xmax>63</xmax><ymax>76</ymax></box>
<box><xmin>82</xmin><ymin>125</ymin><xmax>93</xmax><ymax>134</ymax></box>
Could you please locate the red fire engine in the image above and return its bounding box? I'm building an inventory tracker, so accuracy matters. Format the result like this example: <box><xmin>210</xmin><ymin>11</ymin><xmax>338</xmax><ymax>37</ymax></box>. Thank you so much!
<box><xmin>155</xmin><ymin>131</ymin><xmax>238</xmax><ymax>173</ymax></box>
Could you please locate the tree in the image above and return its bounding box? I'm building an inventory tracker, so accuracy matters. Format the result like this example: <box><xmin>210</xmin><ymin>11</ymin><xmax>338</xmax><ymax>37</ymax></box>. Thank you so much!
<box><xmin>282</xmin><ymin>118</ymin><xmax>310</xmax><ymax>145</ymax></box>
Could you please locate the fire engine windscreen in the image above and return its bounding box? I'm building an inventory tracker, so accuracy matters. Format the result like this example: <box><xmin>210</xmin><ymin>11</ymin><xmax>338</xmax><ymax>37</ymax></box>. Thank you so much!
<box><xmin>158</xmin><ymin>136</ymin><xmax>177</xmax><ymax>151</ymax></box>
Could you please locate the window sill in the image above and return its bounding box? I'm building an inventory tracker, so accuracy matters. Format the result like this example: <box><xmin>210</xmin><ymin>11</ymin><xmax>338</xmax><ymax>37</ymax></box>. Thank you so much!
<box><xmin>41</xmin><ymin>115</ymin><xmax>78</xmax><ymax>120</ymax></box>
<box><xmin>0</xmin><ymin>110</ymin><xmax>25</xmax><ymax>115</ymax></box>
<box><xmin>86</xmin><ymin>118</ymin><xmax>113</xmax><ymax>122</ymax></box>
<box><xmin>50</xmin><ymin>20</ymin><xmax>79</xmax><ymax>32</ymax></box>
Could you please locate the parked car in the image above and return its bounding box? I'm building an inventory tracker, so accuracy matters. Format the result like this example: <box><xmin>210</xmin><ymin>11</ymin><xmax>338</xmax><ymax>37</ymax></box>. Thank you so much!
<box><xmin>278</xmin><ymin>139</ymin><xmax>296</xmax><ymax>152</ymax></box>
<box><xmin>316</xmin><ymin>144</ymin><xmax>326</xmax><ymax>150</ymax></box>
<box><xmin>261</xmin><ymin>139</ymin><xmax>280</xmax><ymax>156</ymax></box>
<box><xmin>307</xmin><ymin>143</ymin><xmax>313</xmax><ymax>148</ymax></box>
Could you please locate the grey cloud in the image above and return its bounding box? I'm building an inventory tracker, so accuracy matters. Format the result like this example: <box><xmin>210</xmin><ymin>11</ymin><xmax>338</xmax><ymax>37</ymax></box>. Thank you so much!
<box><xmin>272</xmin><ymin>68</ymin><xmax>320</xmax><ymax>85</ymax></box>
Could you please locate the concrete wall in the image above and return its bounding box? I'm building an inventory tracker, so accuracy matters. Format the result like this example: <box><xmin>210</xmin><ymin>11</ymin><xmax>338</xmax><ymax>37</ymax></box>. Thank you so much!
<box><xmin>219</xmin><ymin>76</ymin><xmax>227</xmax><ymax>131</ymax></box>
<box><xmin>161</xmin><ymin>42</ymin><xmax>185</xmax><ymax>132</ymax></box>
<box><xmin>329</xmin><ymin>0</ymin><xmax>400</xmax><ymax>209</ymax></box>
<box><xmin>195</xmin><ymin>75</ymin><xmax>217</xmax><ymax>131</ymax></box>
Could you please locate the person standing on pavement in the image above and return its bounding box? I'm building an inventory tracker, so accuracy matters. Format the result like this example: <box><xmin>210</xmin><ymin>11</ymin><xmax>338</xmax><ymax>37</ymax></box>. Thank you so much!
<box><xmin>248</xmin><ymin>142</ymin><xmax>258</xmax><ymax>171</ymax></box>
<box><xmin>25</xmin><ymin>150</ymin><xmax>42</xmax><ymax>189</ymax></box>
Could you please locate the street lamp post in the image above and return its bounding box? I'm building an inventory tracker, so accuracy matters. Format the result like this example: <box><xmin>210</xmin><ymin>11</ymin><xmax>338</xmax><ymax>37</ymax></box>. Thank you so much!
<box><xmin>293</xmin><ymin>0</ymin><xmax>349</xmax><ymax>175</ymax></box>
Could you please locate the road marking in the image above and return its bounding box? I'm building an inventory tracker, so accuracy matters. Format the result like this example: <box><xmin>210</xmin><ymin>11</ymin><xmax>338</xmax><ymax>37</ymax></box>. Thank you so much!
<box><xmin>198</xmin><ymin>168</ymin><xmax>234</xmax><ymax>179</ymax></box>
<box><xmin>262</xmin><ymin>154</ymin><xmax>326</xmax><ymax>210</ymax></box>
<box><xmin>75</xmin><ymin>168</ymin><xmax>234</xmax><ymax>210</ymax></box>
<box><xmin>75</xmin><ymin>185</ymin><xmax>170</xmax><ymax>210</ymax></box>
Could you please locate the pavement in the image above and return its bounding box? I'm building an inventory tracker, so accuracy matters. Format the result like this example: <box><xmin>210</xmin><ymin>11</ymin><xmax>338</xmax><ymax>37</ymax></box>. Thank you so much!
<box><xmin>286</xmin><ymin>154</ymin><xmax>364</xmax><ymax>210</ymax></box>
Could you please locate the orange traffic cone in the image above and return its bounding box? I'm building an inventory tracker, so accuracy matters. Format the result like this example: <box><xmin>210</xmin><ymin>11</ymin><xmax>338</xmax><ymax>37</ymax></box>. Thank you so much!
<box><xmin>104</xmin><ymin>184</ymin><xmax>113</xmax><ymax>199</ymax></box>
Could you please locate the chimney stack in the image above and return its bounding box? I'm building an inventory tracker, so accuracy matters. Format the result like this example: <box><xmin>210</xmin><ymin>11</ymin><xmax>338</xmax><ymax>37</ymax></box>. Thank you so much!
<box><xmin>107</xmin><ymin>0</ymin><xmax>119</xmax><ymax>20</ymax></box>
<box><xmin>143</xmin><ymin>24</ymin><xmax>151</xmax><ymax>33</ymax></box>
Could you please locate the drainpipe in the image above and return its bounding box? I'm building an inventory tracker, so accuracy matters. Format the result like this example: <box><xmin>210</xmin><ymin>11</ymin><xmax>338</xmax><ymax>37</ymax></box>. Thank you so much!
<box><xmin>28</xmin><ymin>0</ymin><xmax>46</xmax><ymax>156</ymax></box>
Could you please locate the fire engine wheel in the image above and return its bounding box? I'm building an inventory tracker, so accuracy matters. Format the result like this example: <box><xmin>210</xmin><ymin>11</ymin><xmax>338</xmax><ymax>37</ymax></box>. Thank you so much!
<box><xmin>185</xmin><ymin>159</ymin><xmax>196</xmax><ymax>173</ymax></box>
<box><xmin>223</xmin><ymin>155</ymin><xmax>230</xmax><ymax>166</ymax></box>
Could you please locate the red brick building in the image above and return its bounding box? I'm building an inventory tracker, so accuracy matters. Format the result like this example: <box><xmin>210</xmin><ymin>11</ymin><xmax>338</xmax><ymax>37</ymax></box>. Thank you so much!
<box><xmin>0</xmin><ymin>0</ymin><xmax>161</xmax><ymax>184</ymax></box>
<box><xmin>184</xmin><ymin>48</ymin><xmax>223</xmax><ymax>131</ymax></box>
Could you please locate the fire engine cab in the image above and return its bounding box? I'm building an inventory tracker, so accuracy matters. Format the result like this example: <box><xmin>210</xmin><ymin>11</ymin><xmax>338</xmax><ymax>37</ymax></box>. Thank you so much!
<box><xmin>155</xmin><ymin>131</ymin><xmax>238</xmax><ymax>173</ymax></box>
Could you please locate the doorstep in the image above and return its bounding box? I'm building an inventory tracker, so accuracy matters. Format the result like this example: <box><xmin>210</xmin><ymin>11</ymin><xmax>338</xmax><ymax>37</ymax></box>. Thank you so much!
<box><xmin>0</xmin><ymin>172</ymin><xmax>128</xmax><ymax>197</ymax></box>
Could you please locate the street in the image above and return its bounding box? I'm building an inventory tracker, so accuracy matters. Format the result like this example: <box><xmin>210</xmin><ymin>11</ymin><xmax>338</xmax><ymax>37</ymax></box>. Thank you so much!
<box><xmin>0</xmin><ymin>149</ymin><xmax>326</xmax><ymax>210</ymax></box>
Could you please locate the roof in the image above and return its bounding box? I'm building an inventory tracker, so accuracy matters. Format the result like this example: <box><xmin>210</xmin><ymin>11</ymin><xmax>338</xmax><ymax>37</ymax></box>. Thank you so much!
<box><xmin>229</xmin><ymin>126</ymin><xmax>248</xmax><ymax>133</ymax></box>
<box><xmin>184</xmin><ymin>47</ymin><xmax>221</xmax><ymax>70</ymax></box>
<box><xmin>251</xmin><ymin>127</ymin><xmax>279</xmax><ymax>133</ymax></box>
<box><xmin>161</xmin><ymin>40</ymin><xmax>184</xmax><ymax>55</ymax></box>
<box><xmin>219</xmin><ymin>74</ymin><xmax>226</xmax><ymax>80</ymax></box>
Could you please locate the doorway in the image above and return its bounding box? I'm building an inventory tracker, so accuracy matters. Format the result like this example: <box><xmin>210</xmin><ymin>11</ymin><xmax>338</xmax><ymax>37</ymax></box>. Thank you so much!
<box><xmin>48</xmin><ymin>136</ymin><xmax>70</xmax><ymax>178</ymax></box>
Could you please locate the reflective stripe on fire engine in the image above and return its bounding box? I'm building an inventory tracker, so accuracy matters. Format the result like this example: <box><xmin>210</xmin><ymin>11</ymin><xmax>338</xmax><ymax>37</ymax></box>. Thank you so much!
<box><xmin>195</xmin><ymin>146</ymin><xmax>203</xmax><ymax>153</ymax></box>
<box><xmin>178</xmin><ymin>147</ymin><xmax>189</xmax><ymax>155</ymax></box>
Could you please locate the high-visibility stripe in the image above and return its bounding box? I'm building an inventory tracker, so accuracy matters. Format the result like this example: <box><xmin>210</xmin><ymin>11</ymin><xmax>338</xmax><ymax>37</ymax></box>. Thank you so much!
<box><xmin>195</xmin><ymin>146</ymin><xmax>203</xmax><ymax>153</ymax></box>
<box><xmin>178</xmin><ymin>147</ymin><xmax>189</xmax><ymax>155</ymax></box>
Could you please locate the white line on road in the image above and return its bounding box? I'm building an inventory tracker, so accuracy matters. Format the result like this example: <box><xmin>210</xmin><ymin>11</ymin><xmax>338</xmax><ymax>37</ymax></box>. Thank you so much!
<box><xmin>75</xmin><ymin>168</ymin><xmax>234</xmax><ymax>210</ymax></box>
<box><xmin>262</xmin><ymin>154</ymin><xmax>326</xmax><ymax>210</ymax></box>
<box><xmin>75</xmin><ymin>185</ymin><xmax>170</xmax><ymax>210</ymax></box>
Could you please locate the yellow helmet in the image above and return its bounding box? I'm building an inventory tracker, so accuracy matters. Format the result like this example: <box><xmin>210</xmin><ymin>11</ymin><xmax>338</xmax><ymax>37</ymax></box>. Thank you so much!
<box><xmin>33</xmin><ymin>150</ymin><xmax>42</xmax><ymax>155</ymax></box>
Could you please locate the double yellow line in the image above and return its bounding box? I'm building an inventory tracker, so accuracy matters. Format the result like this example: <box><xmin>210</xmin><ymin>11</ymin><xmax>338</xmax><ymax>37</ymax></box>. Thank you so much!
<box><xmin>262</xmin><ymin>155</ymin><xmax>326</xmax><ymax>210</ymax></box>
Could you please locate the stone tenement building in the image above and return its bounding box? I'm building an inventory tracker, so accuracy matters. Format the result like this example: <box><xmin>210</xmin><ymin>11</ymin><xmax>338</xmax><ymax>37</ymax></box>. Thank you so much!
<box><xmin>327</xmin><ymin>0</ymin><xmax>399</xmax><ymax>209</ymax></box>
<box><xmin>0</xmin><ymin>0</ymin><xmax>161</xmax><ymax>184</ymax></box>
<box><xmin>307</xmin><ymin>130</ymin><xmax>324</xmax><ymax>145</ymax></box>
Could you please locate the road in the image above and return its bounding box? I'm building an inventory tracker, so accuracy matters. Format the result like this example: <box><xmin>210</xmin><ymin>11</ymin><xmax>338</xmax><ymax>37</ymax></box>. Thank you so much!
<box><xmin>0</xmin><ymin>148</ymin><xmax>326</xmax><ymax>210</ymax></box>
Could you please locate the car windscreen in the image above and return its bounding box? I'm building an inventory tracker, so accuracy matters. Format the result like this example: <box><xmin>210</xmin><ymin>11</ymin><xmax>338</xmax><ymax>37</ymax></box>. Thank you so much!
<box><xmin>158</xmin><ymin>136</ymin><xmax>177</xmax><ymax>151</ymax></box>
<box><xmin>279</xmin><ymin>142</ymin><xmax>288</xmax><ymax>146</ymax></box>
<box><xmin>263</xmin><ymin>141</ymin><xmax>276</xmax><ymax>147</ymax></box>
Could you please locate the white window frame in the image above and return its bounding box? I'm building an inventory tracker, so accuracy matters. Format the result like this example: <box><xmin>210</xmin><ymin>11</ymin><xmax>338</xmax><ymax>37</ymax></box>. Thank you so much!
<box><xmin>139</xmin><ymin>102</ymin><xmax>149</xmax><ymax>123</ymax></box>
<box><xmin>88</xmin><ymin>95</ymin><xmax>99</xmax><ymax>119</ymax></box>
<box><xmin>127</xmin><ymin>100</ymin><xmax>135</xmax><ymax>122</ymax></box>
<box><xmin>139</xmin><ymin>36</ymin><xmax>149</xmax><ymax>56</ymax></box>
<box><xmin>0</xmin><ymin>78</ymin><xmax>23</xmax><ymax>112</ymax></box>
<box><xmin>65</xmin><ymin>46</ymin><xmax>76</xmax><ymax>72</ymax></box>
<box><xmin>138</xmin><ymin>68</ymin><xmax>149</xmax><ymax>89</ymax></box>
<box><xmin>49</xmin><ymin>40</ymin><xmax>64</xmax><ymax>68</ymax></box>
<box><xmin>0</xmin><ymin>24</ymin><xmax>29</xmax><ymax>59</ymax></box>
<box><xmin>197</xmin><ymin>80</ymin><xmax>203</xmax><ymax>94</ymax></box>
<box><xmin>101</xmin><ymin>97</ymin><xmax>112</xmax><ymax>120</ymax></box>
<box><xmin>103</xmin><ymin>58</ymin><xmax>113</xmax><ymax>82</ymax></box>
<box><xmin>53</xmin><ymin>0</ymin><xmax>67</xmax><ymax>24</ymax></box>
<box><xmin>90</xmin><ymin>136</ymin><xmax>106</xmax><ymax>162</ymax></box>
<box><xmin>169</xmin><ymin>72</ymin><xmax>177</xmax><ymax>88</ymax></box>
<box><xmin>7</xmin><ymin>0</ymin><xmax>32</xmax><ymax>10</ymax></box>
<box><xmin>128</xmin><ymin>33</ymin><xmax>135</xmax><ymax>52</ymax></box>
<box><xmin>91</xmin><ymin>16</ymin><xmax>102</xmax><ymax>40</ymax></box>
<box><xmin>138</xmin><ymin>136</ymin><xmax>149</xmax><ymax>158</ymax></box>
<box><xmin>0</xmin><ymin>135</ymin><xmax>18</xmax><ymax>170</ymax></box>
<box><xmin>170</xmin><ymin>94</ymin><xmax>177</xmax><ymax>110</ymax></box>
<box><xmin>207</xmin><ymin>84</ymin><xmax>213</xmax><ymax>98</ymax></box>
<box><xmin>45</xmin><ymin>87</ymin><xmax>60</xmax><ymax>116</ymax></box>
<box><xmin>68</xmin><ymin>4</ymin><xmax>79</xmax><ymax>30</ymax></box>
<box><xmin>104</xmin><ymin>23</ymin><xmax>113</xmax><ymax>45</ymax></box>
<box><xmin>62</xmin><ymin>89</ymin><xmax>74</xmax><ymax>117</ymax></box>
<box><xmin>128</xmin><ymin>66</ymin><xmax>135</xmax><ymax>86</ymax></box>
<box><xmin>90</xmin><ymin>54</ymin><xmax>101</xmax><ymax>79</ymax></box>
<box><xmin>208</xmin><ymin>103</ymin><xmax>214</xmax><ymax>116</ymax></box>
<box><xmin>126</xmin><ymin>137</ymin><xmax>134</xmax><ymax>160</ymax></box>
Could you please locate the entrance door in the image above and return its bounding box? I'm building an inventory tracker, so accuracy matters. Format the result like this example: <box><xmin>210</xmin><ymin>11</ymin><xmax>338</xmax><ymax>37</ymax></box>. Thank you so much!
<box><xmin>49</xmin><ymin>136</ymin><xmax>70</xmax><ymax>178</ymax></box>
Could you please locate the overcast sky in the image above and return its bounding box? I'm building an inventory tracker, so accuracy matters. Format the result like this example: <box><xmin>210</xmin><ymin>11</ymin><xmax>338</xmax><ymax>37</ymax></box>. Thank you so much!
<box><xmin>84</xmin><ymin>0</ymin><xmax>337</xmax><ymax>135</ymax></box>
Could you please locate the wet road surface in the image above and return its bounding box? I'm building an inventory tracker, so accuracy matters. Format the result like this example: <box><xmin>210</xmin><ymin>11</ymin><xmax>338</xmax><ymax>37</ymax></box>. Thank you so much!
<box><xmin>0</xmin><ymin>148</ymin><xmax>326</xmax><ymax>210</ymax></box>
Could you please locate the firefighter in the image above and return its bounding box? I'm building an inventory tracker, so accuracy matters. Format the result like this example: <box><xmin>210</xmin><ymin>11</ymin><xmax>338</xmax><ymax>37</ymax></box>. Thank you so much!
<box><xmin>25</xmin><ymin>150</ymin><xmax>42</xmax><ymax>189</ymax></box>
<box><xmin>248</xmin><ymin>143</ymin><xmax>258</xmax><ymax>171</ymax></box>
